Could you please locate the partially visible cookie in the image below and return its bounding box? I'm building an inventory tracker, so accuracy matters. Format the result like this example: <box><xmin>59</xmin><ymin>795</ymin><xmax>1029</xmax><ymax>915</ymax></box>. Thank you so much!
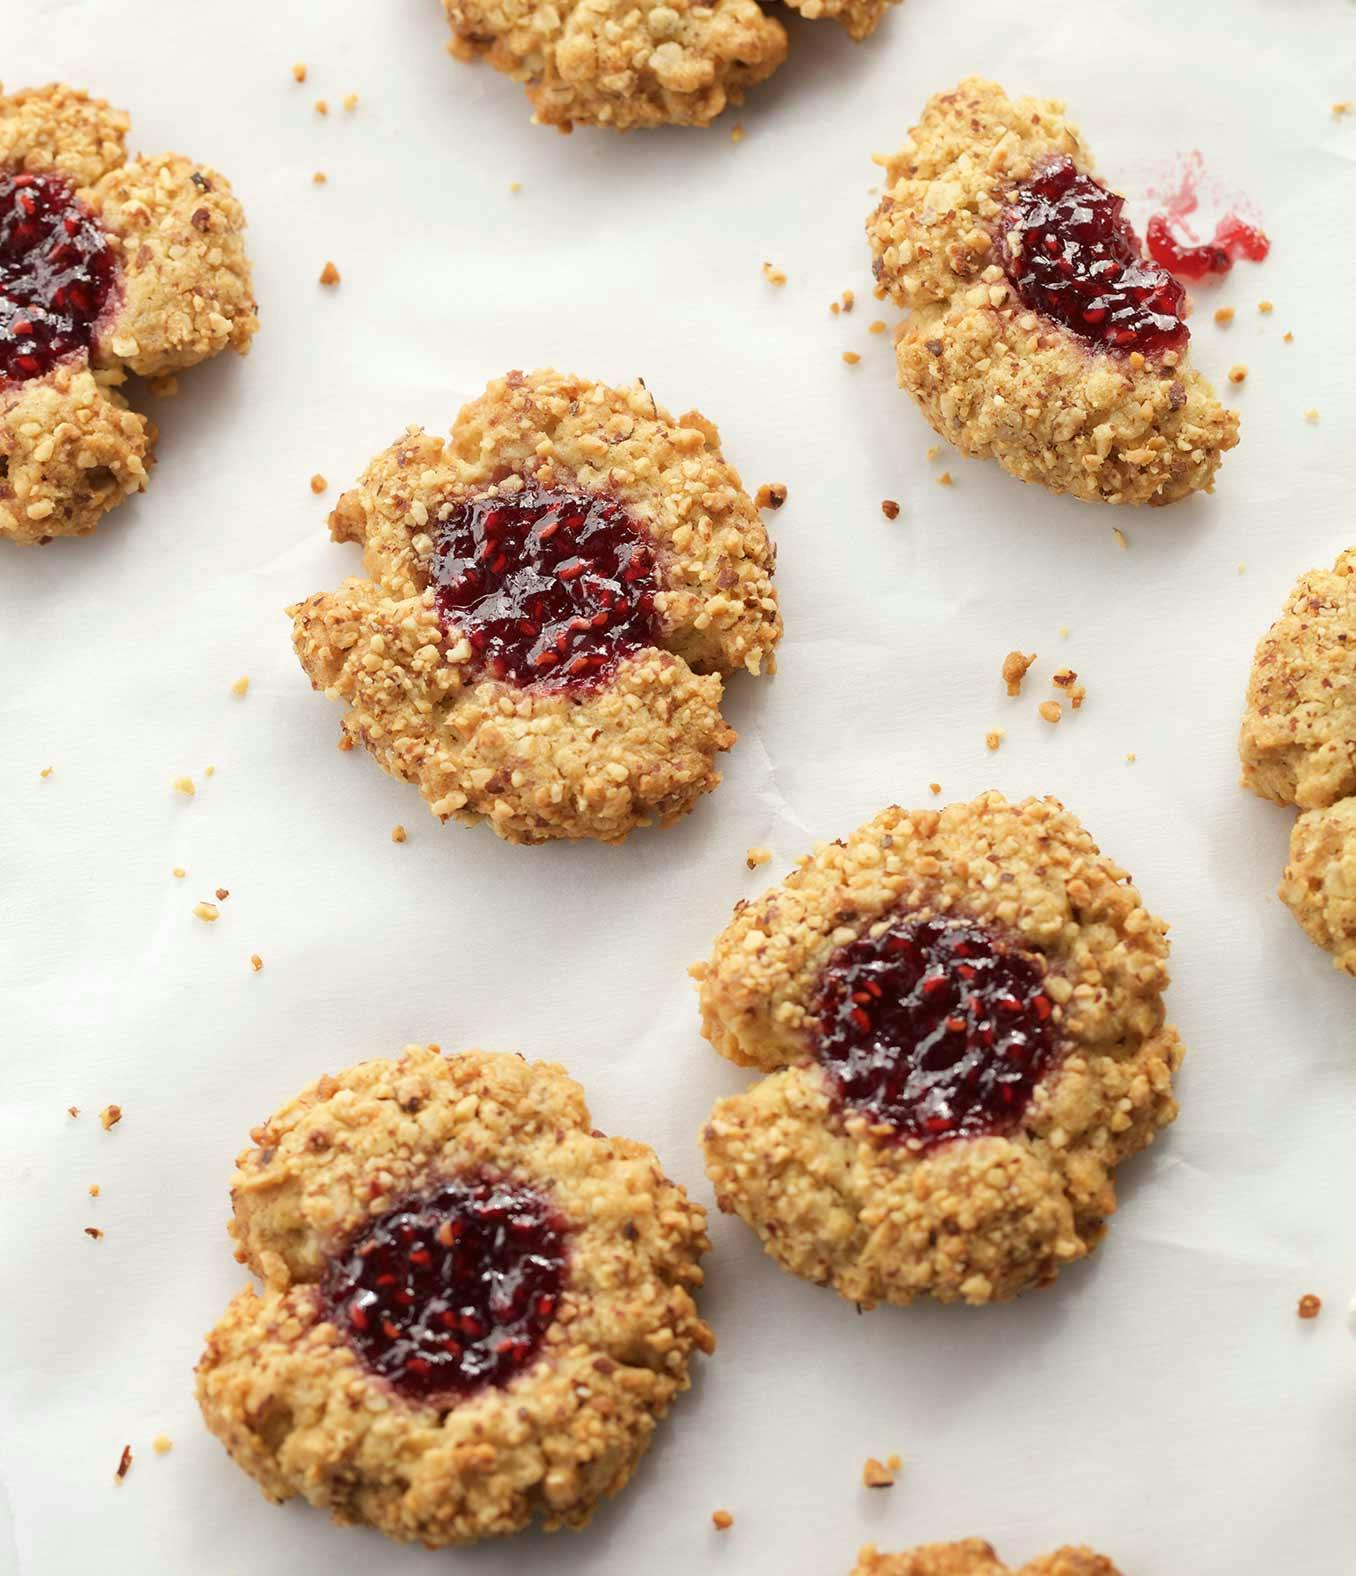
<box><xmin>196</xmin><ymin>1045</ymin><xmax>713</xmax><ymax>1547</ymax></box>
<box><xmin>442</xmin><ymin>0</ymin><xmax>899</xmax><ymax>131</ymax></box>
<box><xmin>1280</xmin><ymin>799</ymin><xmax>1356</xmax><ymax>977</ymax></box>
<box><xmin>866</xmin><ymin>76</ymin><xmax>1236</xmax><ymax>506</ymax></box>
<box><xmin>289</xmin><ymin>368</ymin><xmax>780</xmax><ymax>845</ymax></box>
<box><xmin>851</xmin><ymin>1540</ymin><xmax>1123</xmax><ymax>1576</ymax></box>
<box><xmin>694</xmin><ymin>792</ymin><xmax>1182</xmax><ymax>1307</ymax></box>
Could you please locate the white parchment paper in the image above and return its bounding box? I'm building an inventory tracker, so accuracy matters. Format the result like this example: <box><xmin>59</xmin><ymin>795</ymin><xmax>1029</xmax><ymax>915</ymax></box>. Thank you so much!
<box><xmin>3</xmin><ymin>2</ymin><xmax>1356</xmax><ymax>1572</ymax></box>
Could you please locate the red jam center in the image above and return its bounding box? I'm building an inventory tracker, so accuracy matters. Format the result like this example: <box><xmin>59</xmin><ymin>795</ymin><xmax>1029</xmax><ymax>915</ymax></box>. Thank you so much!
<box><xmin>1145</xmin><ymin>212</ymin><xmax>1270</xmax><ymax>281</ymax></box>
<box><xmin>998</xmin><ymin>156</ymin><xmax>1187</xmax><ymax>358</ymax></box>
<box><xmin>322</xmin><ymin>1175</ymin><xmax>567</xmax><ymax>1402</ymax></box>
<box><xmin>432</xmin><ymin>486</ymin><xmax>660</xmax><ymax>691</ymax></box>
<box><xmin>1</xmin><ymin>170</ymin><xmax>117</xmax><ymax>387</ymax></box>
<box><xmin>812</xmin><ymin>915</ymin><xmax>1061</xmax><ymax>1150</ymax></box>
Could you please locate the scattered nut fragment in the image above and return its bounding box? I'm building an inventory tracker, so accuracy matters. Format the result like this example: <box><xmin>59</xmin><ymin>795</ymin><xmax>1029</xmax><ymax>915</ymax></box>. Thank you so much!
<box><xmin>1304</xmin><ymin>409</ymin><xmax>1320</xmax><ymax>424</ymax></box>
<box><xmin>1213</xmin><ymin>307</ymin><xmax>1235</xmax><ymax>327</ymax></box>
<box><xmin>842</xmin><ymin>351</ymin><xmax>861</xmax><ymax>366</ymax></box>
<box><xmin>291</xmin><ymin>63</ymin><xmax>307</xmax><ymax>83</ymax></box>
<box><xmin>985</xmin><ymin>729</ymin><xmax>1004</xmax><ymax>751</ymax></box>
<box><xmin>193</xmin><ymin>902</ymin><xmax>220</xmax><ymax>923</ymax></box>
<box><xmin>310</xmin><ymin>473</ymin><xmax>328</xmax><ymax>494</ymax></box>
<box><xmin>508</xmin><ymin>181</ymin><xmax>522</xmax><ymax>194</ymax></box>
<box><xmin>1228</xmin><ymin>364</ymin><xmax>1248</xmax><ymax>384</ymax></box>
<box><xmin>85</xmin><ymin>1226</ymin><xmax>104</xmax><ymax>1241</ymax></box>
<box><xmin>115</xmin><ymin>1445</ymin><xmax>133</xmax><ymax>1482</ymax></box>
<box><xmin>100</xmin><ymin>1105</ymin><xmax>122</xmax><ymax>1131</ymax></box>
<box><xmin>214</xmin><ymin>887</ymin><xmax>230</xmax><ymax>902</ymax></box>
<box><xmin>1298</xmin><ymin>1293</ymin><xmax>1322</xmax><ymax>1320</ymax></box>
<box><xmin>730</xmin><ymin>124</ymin><xmax>744</xmax><ymax>144</ymax></box>
<box><xmin>1051</xmin><ymin>669</ymin><xmax>1086</xmax><ymax>708</ymax></box>
<box><xmin>319</xmin><ymin>261</ymin><xmax>341</xmax><ymax>287</ymax></box>
<box><xmin>841</xmin><ymin>289</ymin><xmax>855</xmax><ymax>313</ymax></box>
<box><xmin>880</xmin><ymin>499</ymin><xmax>900</xmax><ymax>520</ymax></box>
<box><xmin>712</xmin><ymin>1510</ymin><xmax>734</xmax><ymax>1531</ymax></box>
<box><xmin>755</xmin><ymin>483</ymin><xmax>787</xmax><ymax>511</ymax></box>
<box><xmin>928</xmin><ymin>782</ymin><xmax>941</xmax><ymax>796</ymax></box>
<box><xmin>1038</xmin><ymin>700</ymin><xmax>1062</xmax><ymax>725</ymax></box>
<box><xmin>1002</xmin><ymin>651</ymin><xmax>1036</xmax><ymax>696</ymax></box>
<box><xmin>230</xmin><ymin>676</ymin><xmax>250</xmax><ymax>698</ymax></box>
<box><xmin>250</xmin><ymin>953</ymin><xmax>264</xmax><ymax>972</ymax></box>
<box><xmin>40</xmin><ymin>765</ymin><xmax>53</xmax><ymax>779</ymax></box>
<box><xmin>88</xmin><ymin>1184</ymin><xmax>100</xmax><ymax>1197</ymax></box>
<box><xmin>1333</xmin><ymin>101</ymin><xmax>1352</xmax><ymax>117</ymax></box>
<box><xmin>68</xmin><ymin>1106</ymin><xmax>80</xmax><ymax>1118</ymax></box>
<box><xmin>391</xmin><ymin>825</ymin><xmax>408</xmax><ymax>844</ymax></box>
<box><xmin>868</xmin><ymin>320</ymin><xmax>887</xmax><ymax>334</ymax></box>
<box><xmin>761</xmin><ymin>261</ymin><xmax>786</xmax><ymax>287</ymax></box>
<box><xmin>152</xmin><ymin>1436</ymin><xmax>173</xmax><ymax>1456</ymax></box>
<box><xmin>1058</xmin><ymin>625</ymin><xmax>1070</xmax><ymax>639</ymax></box>
<box><xmin>863</xmin><ymin>1456</ymin><xmax>896</xmax><ymax>1488</ymax></box>
<box><xmin>343</xmin><ymin>93</ymin><xmax>359</xmax><ymax>111</ymax></box>
<box><xmin>312</xmin><ymin>171</ymin><xmax>327</xmax><ymax>185</ymax></box>
<box><xmin>1112</xmin><ymin>528</ymin><xmax>1128</xmax><ymax>551</ymax></box>
<box><xmin>172</xmin><ymin>867</ymin><xmax>186</xmax><ymax>879</ymax></box>
<box><xmin>173</xmin><ymin>776</ymin><xmax>195</xmax><ymax>797</ymax></box>
<box><xmin>936</xmin><ymin>471</ymin><xmax>953</xmax><ymax>487</ymax></box>
<box><xmin>745</xmin><ymin>846</ymin><xmax>771</xmax><ymax>869</ymax></box>
<box><xmin>1125</xmin><ymin>753</ymin><xmax>1137</xmax><ymax>764</ymax></box>
<box><xmin>925</xmin><ymin>445</ymin><xmax>941</xmax><ymax>461</ymax></box>
<box><xmin>1258</xmin><ymin>300</ymin><xmax>1274</xmax><ymax>314</ymax></box>
<box><xmin>204</xmin><ymin>765</ymin><xmax>216</xmax><ymax>779</ymax></box>
<box><xmin>314</xmin><ymin>98</ymin><xmax>328</xmax><ymax>115</ymax></box>
<box><xmin>1283</xmin><ymin>331</ymin><xmax>1294</xmax><ymax>343</ymax></box>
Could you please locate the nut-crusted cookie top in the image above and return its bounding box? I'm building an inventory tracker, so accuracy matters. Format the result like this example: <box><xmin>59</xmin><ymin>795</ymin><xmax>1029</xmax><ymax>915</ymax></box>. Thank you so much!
<box><xmin>290</xmin><ymin>368</ymin><xmax>781</xmax><ymax>844</ymax></box>
<box><xmin>0</xmin><ymin>82</ymin><xmax>257</xmax><ymax>545</ymax></box>
<box><xmin>695</xmin><ymin>792</ymin><xmax>1182</xmax><ymax>1305</ymax></box>
<box><xmin>197</xmin><ymin>1045</ymin><xmax>713</xmax><ymax>1547</ymax></box>
<box><xmin>1239</xmin><ymin>548</ymin><xmax>1356</xmax><ymax>811</ymax></box>
<box><xmin>442</xmin><ymin>0</ymin><xmax>897</xmax><ymax>132</ymax></box>
<box><xmin>865</xmin><ymin>76</ymin><xmax>1236</xmax><ymax>506</ymax></box>
<box><xmin>851</xmin><ymin>1540</ymin><xmax>1124</xmax><ymax>1576</ymax></box>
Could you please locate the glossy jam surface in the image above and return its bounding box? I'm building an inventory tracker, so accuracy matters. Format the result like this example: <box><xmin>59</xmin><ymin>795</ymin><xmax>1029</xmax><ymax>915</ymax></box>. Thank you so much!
<box><xmin>0</xmin><ymin>170</ymin><xmax>117</xmax><ymax>386</ymax></box>
<box><xmin>812</xmin><ymin>916</ymin><xmax>1061</xmax><ymax>1149</ymax></box>
<box><xmin>322</xmin><ymin>1175</ymin><xmax>568</xmax><ymax>1401</ymax></box>
<box><xmin>1145</xmin><ymin>211</ymin><xmax>1270</xmax><ymax>281</ymax></box>
<box><xmin>432</xmin><ymin>487</ymin><xmax>660</xmax><ymax>691</ymax></box>
<box><xmin>999</xmin><ymin>156</ymin><xmax>1187</xmax><ymax>358</ymax></box>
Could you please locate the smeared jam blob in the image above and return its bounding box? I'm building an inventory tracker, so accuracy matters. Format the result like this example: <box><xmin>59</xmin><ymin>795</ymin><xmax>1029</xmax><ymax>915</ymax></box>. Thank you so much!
<box><xmin>0</xmin><ymin>170</ymin><xmax>117</xmax><ymax>386</ymax></box>
<box><xmin>812</xmin><ymin>915</ymin><xmax>1061</xmax><ymax>1149</ymax></box>
<box><xmin>998</xmin><ymin>155</ymin><xmax>1187</xmax><ymax>358</ymax></box>
<box><xmin>1144</xmin><ymin>155</ymin><xmax>1270</xmax><ymax>281</ymax></box>
<box><xmin>432</xmin><ymin>487</ymin><xmax>660</xmax><ymax>691</ymax></box>
<box><xmin>322</xmin><ymin>1175</ymin><xmax>567</xmax><ymax>1401</ymax></box>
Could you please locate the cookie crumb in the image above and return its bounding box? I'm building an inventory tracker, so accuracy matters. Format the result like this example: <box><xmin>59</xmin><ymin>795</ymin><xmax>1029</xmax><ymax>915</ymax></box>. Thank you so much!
<box><xmin>928</xmin><ymin>782</ymin><xmax>941</xmax><ymax>796</ymax></box>
<box><xmin>1001</xmin><ymin>650</ymin><xmax>1036</xmax><ymax>696</ymax></box>
<box><xmin>1283</xmin><ymin>331</ymin><xmax>1294</xmax><ymax>343</ymax></box>
<box><xmin>1213</xmin><ymin>306</ymin><xmax>1235</xmax><ymax>327</ymax></box>
<box><xmin>314</xmin><ymin>98</ymin><xmax>328</xmax><ymax>115</ymax></box>
<box><xmin>310</xmin><ymin>473</ymin><xmax>328</xmax><ymax>494</ymax></box>
<box><xmin>152</xmin><ymin>1435</ymin><xmax>173</xmax><ymax>1456</ymax></box>
<box><xmin>391</xmin><ymin>824</ymin><xmax>408</xmax><ymax>844</ymax></box>
<box><xmin>1112</xmin><ymin>527</ymin><xmax>1128</xmax><ymax>551</ymax></box>
<box><xmin>85</xmin><ymin>1226</ymin><xmax>103</xmax><ymax>1240</ymax></box>
<box><xmin>291</xmin><ymin>63</ymin><xmax>307</xmax><ymax>83</ymax></box>
<box><xmin>868</xmin><ymin>319</ymin><xmax>886</xmax><ymax>334</ymax></box>
<box><xmin>1125</xmin><ymin>752</ymin><xmax>1137</xmax><ymax>763</ymax></box>
<box><xmin>1038</xmin><ymin>699</ymin><xmax>1062</xmax><ymax>725</ymax></box>
<box><xmin>1238</xmin><ymin>563</ymin><xmax>1247</xmax><ymax>574</ymax></box>
<box><xmin>88</xmin><ymin>1183</ymin><xmax>100</xmax><ymax>1197</ymax></box>
<box><xmin>1228</xmin><ymin>364</ymin><xmax>1248</xmax><ymax>384</ymax></box>
<box><xmin>755</xmin><ymin>482</ymin><xmax>787</xmax><ymax>511</ymax></box>
<box><xmin>730</xmin><ymin>124</ymin><xmax>744</xmax><ymax>144</ymax></box>
<box><xmin>1304</xmin><ymin>409</ymin><xmax>1320</xmax><ymax>424</ymax></box>
<box><xmin>862</xmin><ymin>1456</ymin><xmax>896</xmax><ymax>1488</ymax></box>
<box><xmin>204</xmin><ymin>765</ymin><xmax>215</xmax><ymax>779</ymax></box>
<box><xmin>925</xmin><ymin>445</ymin><xmax>941</xmax><ymax>461</ymax></box>
<box><xmin>312</xmin><ymin>171</ymin><xmax>327</xmax><ymax>185</ymax></box>
<box><xmin>761</xmin><ymin>261</ymin><xmax>786</xmax><ymax>287</ymax></box>
<box><xmin>172</xmin><ymin>776</ymin><xmax>195</xmax><ymax>797</ymax></box>
<box><xmin>319</xmin><ymin>261</ymin><xmax>341</xmax><ymax>287</ymax></box>
<box><xmin>936</xmin><ymin>471</ymin><xmax>953</xmax><ymax>486</ymax></box>
<box><xmin>68</xmin><ymin>1106</ymin><xmax>79</xmax><ymax>1118</ymax></box>
<box><xmin>250</xmin><ymin>953</ymin><xmax>264</xmax><ymax>972</ymax></box>
<box><xmin>99</xmin><ymin>1105</ymin><xmax>122</xmax><ymax>1131</ymax></box>
<box><xmin>115</xmin><ymin>1444</ymin><xmax>132</xmax><ymax>1481</ymax></box>
<box><xmin>1257</xmin><ymin>300</ymin><xmax>1274</xmax><ymax>314</ymax></box>
<box><xmin>508</xmin><ymin>181</ymin><xmax>522</xmax><ymax>194</ymax></box>
<box><xmin>1058</xmin><ymin>625</ymin><xmax>1071</xmax><ymax>639</ymax></box>
<box><xmin>745</xmin><ymin>846</ymin><xmax>771</xmax><ymax>869</ymax></box>
<box><xmin>985</xmin><ymin>729</ymin><xmax>1004</xmax><ymax>751</ymax></box>
<box><xmin>830</xmin><ymin>301</ymin><xmax>840</xmax><ymax>316</ymax></box>
<box><xmin>193</xmin><ymin>902</ymin><xmax>220</xmax><ymax>923</ymax></box>
<box><xmin>1298</xmin><ymin>1293</ymin><xmax>1322</xmax><ymax>1319</ymax></box>
<box><xmin>1333</xmin><ymin>100</ymin><xmax>1352</xmax><ymax>117</ymax></box>
<box><xmin>343</xmin><ymin>93</ymin><xmax>359</xmax><ymax>111</ymax></box>
<box><xmin>1052</xmin><ymin>668</ymin><xmax>1083</xmax><ymax>708</ymax></box>
<box><xmin>172</xmin><ymin>867</ymin><xmax>186</xmax><ymax>879</ymax></box>
<box><xmin>842</xmin><ymin>351</ymin><xmax>861</xmax><ymax>366</ymax></box>
<box><xmin>880</xmin><ymin>499</ymin><xmax>900</xmax><ymax>520</ymax></box>
<box><xmin>712</xmin><ymin>1510</ymin><xmax>734</xmax><ymax>1531</ymax></box>
<box><xmin>40</xmin><ymin>765</ymin><xmax>53</xmax><ymax>779</ymax></box>
<box><xmin>886</xmin><ymin>1454</ymin><xmax>901</xmax><ymax>1471</ymax></box>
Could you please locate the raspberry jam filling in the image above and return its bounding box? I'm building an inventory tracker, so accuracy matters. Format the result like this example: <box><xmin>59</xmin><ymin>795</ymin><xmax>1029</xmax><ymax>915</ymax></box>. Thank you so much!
<box><xmin>1145</xmin><ymin>211</ymin><xmax>1270</xmax><ymax>282</ymax></box>
<box><xmin>322</xmin><ymin>1175</ymin><xmax>568</xmax><ymax>1402</ymax></box>
<box><xmin>0</xmin><ymin>170</ymin><xmax>117</xmax><ymax>387</ymax></box>
<box><xmin>998</xmin><ymin>156</ymin><xmax>1187</xmax><ymax>358</ymax></box>
<box><xmin>812</xmin><ymin>915</ymin><xmax>1060</xmax><ymax>1150</ymax></box>
<box><xmin>432</xmin><ymin>486</ymin><xmax>660</xmax><ymax>691</ymax></box>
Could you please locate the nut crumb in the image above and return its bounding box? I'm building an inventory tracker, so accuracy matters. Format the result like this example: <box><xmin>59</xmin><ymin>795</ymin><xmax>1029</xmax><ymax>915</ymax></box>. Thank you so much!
<box><xmin>842</xmin><ymin>351</ymin><xmax>861</xmax><ymax>366</ymax></box>
<box><xmin>862</xmin><ymin>1456</ymin><xmax>896</xmax><ymax>1488</ymax></box>
<box><xmin>391</xmin><ymin>824</ymin><xmax>408</xmax><ymax>844</ymax></box>
<box><xmin>319</xmin><ymin>261</ymin><xmax>341</xmax><ymax>287</ymax></box>
<box><xmin>730</xmin><ymin>124</ymin><xmax>744</xmax><ymax>144</ymax></box>
<box><xmin>40</xmin><ymin>765</ymin><xmax>53</xmax><ymax>779</ymax></box>
<box><xmin>250</xmin><ymin>953</ymin><xmax>264</xmax><ymax>972</ymax></box>
<box><xmin>880</xmin><ymin>499</ymin><xmax>900</xmax><ymax>520</ymax></box>
<box><xmin>1228</xmin><ymin>364</ymin><xmax>1248</xmax><ymax>384</ymax></box>
<box><xmin>1058</xmin><ymin>625</ymin><xmax>1070</xmax><ymax>639</ymax></box>
<box><xmin>312</xmin><ymin>171</ymin><xmax>327</xmax><ymax>185</ymax></box>
<box><xmin>1125</xmin><ymin>752</ymin><xmax>1137</xmax><ymax>764</ymax></box>
<box><xmin>1112</xmin><ymin>528</ymin><xmax>1128</xmax><ymax>550</ymax></box>
<box><xmin>152</xmin><ymin>1435</ymin><xmax>173</xmax><ymax>1456</ymax></box>
<box><xmin>1258</xmin><ymin>300</ymin><xmax>1274</xmax><ymax>314</ymax></box>
<box><xmin>1238</xmin><ymin>563</ymin><xmax>1247</xmax><ymax>574</ymax></box>
<box><xmin>1002</xmin><ymin>650</ymin><xmax>1036</xmax><ymax>696</ymax></box>
<box><xmin>310</xmin><ymin>473</ymin><xmax>328</xmax><ymax>494</ymax></box>
<box><xmin>508</xmin><ymin>181</ymin><xmax>522</xmax><ymax>194</ymax></box>
<box><xmin>1213</xmin><ymin>307</ymin><xmax>1235</xmax><ymax>327</ymax></box>
<box><xmin>936</xmin><ymin>471</ymin><xmax>953</xmax><ymax>487</ymax></box>
<box><xmin>841</xmin><ymin>289</ymin><xmax>855</xmax><ymax>313</ymax></box>
<box><xmin>925</xmin><ymin>445</ymin><xmax>941</xmax><ymax>461</ymax></box>
<box><xmin>1304</xmin><ymin>409</ymin><xmax>1320</xmax><ymax>424</ymax></box>
<box><xmin>1283</xmin><ymin>331</ymin><xmax>1294</xmax><ymax>343</ymax></box>
<box><xmin>291</xmin><ymin>63</ymin><xmax>307</xmax><ymax>83</ymax></box>
<box><xmin>172</xmin><ymin>776</ymin><xmax>195</xmax><ymax>797</ymax></box>
<box><xmin>886</xmin><ymin>1454</ymin><xmax>901</xmax><ymax>1471</ymax></box>
<box><xmin>193</xmin><ymin>902</ymin><xmax>220</xmax><ymax>923</ymax></box>
<box><xmin>314</xmin><ymin>98</ymin><xmax>328</xmax><ymax>115</ymax></box>
<box><xmin>868</xmin><ymin>319</ymin><xmax>886</xmax><ymax>334</ymax></box>
<box><xmin>214</xmin><ymin>887</ymin><xmax>230</xmax><ymax>902</ymax></box>
<box><xmin>928</xmin><ymin>782</ymin><xmax>941</xmax><ymax>796</ymax></box>
<box><xmin>172</xmin><ymin>867</ymin><xmax>186</xmax><ymax>879</ymax></box>
<box><xmin>761</xmin><ymin>261</ymin><xmax>786</xmax><ymax>287</ymax></box>
<box><xmin>68</xmin><ymin>1106</ymin><xmax>79</xmax><ymax>1118</ymax></box>
<box><xmin>230</xmin><ymin>676</ymin><xmax>250</xmax><ymax>698</ymax></box>
<box><xmin>745</xmin><ymin>846</ymin><xmax>771</xmax><ymax>869</ymax></box>
<box><xmin>985</xmin><ymin>729</ymin><xmax>1004</xmax><ymax>751</ymax></box>
<box><xmin>830</xmin><ymin>301</ymin><xmax>840</xmax><ymax>316</ymax></box>
<box><xmin>343</xmin><ymin>93</ymin><xmax>359</xmax><ymax>111</ymax></box>
<box><xmin>1038</xmin><ymin>699</ymin><xmax>1062</xmax><ymax>725</ymax></box>
<box><xmin>755</xmin><ymin>482</ymin><xmax>787</xmax><ymax>511</ymax></box>
<box><xmin>1298</xmin><ymin>1293</ymin><xmax>1322</xmax><ymax>1319</ymax></box>
<box><xmin>712</xmin><ymin>1510</ymin><xmax>734</xmax><ymax>1531</ymax></box>
<box><xmin>1051</xmin><ymin>669</ymin><xmax>1084</xmax><ymax>711</ymax></box>
<box><xmin>1333</xmin><ymin>101</ymin><xmax>1352</xmax><ymax>117</ymax></box>
<box><xmin>99</xmin><ymin>1105</ymin><xmax>122</xmax><ymax>1131</ymax></box>
<box><xmin>115</xmin><ymin>1444</ymin><xmax>132</xmax><ymax>1481</ymax></box>
<box><xmin>88</xmin><ymin>1184</ymin><xmax>100</xmax><ymax>1197</ymax></box>
<box><xmin>84</xmin><ymin>1226</ymin><xmax>103</xmax><ymax>1240</ymax></box>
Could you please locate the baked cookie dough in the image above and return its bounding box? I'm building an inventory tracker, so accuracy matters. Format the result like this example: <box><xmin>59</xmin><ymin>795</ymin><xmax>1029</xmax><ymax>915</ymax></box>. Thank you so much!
<box><xmin>1240</xmin><ymin>549</ymin><xmax>1356</xmax><ymax>975</ymax></box>
<box><xmin>852</xmin><ymin>1540</ymin><xmax>1123</xmax><ymax>1576</ymax></box>
<box><xmin>866</xmin><ymin>76</ymin><xmax>1237</xmax><ymax>507</ymax></box>
<box><xmin>196</xmin><ymin>1044</ymin><xmax>713</xmax><ymax>1547</ymax></box>
<box><xmin>0</xmin><ymin>83</ymin><xmax>258</xmax><ymax>545</ymax></box>
<box><xmin>442</xmin><ymin>0</ymin><xmax>900</xmax><ymax>131</ymax></box>
<box><xmin>289</xmin><ymin>368</ymin><xmax>781</xmax><ymax>845</ymax></box>
<box><xmin>694</xmin><ymin>792</ymin><xmax>1182</xmax><ymax>1306</ymax></box>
